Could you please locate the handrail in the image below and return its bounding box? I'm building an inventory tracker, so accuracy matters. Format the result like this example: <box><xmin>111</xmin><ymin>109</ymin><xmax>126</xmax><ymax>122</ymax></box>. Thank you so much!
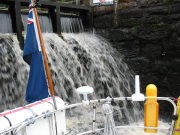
<box><xmin>77</xmin><ymin>126</ymin><xmax>171</xmax><ymax>135</ymax></box>
<box><xmin>0</xmin><ymin>103</ymin><xmax>84</xmax><ymax>134</ymax></box>
<box><xmin>156</xmin><ymin>97</ymin><xmax>176</xmax><ymax>135</ymax></box>
<box><xmin>0</xmin><ymin>97</ymin><xmax>177</xmax><ymax>135</ymax></box>
<box><xmin>14</xmin><ymin>122</ymin><xmax>29</xmax><ymax>135</ymax></box>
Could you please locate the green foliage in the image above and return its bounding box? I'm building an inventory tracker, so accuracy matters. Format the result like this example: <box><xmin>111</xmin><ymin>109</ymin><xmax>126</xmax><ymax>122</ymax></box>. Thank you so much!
<box><xmin>0</xmin><ymin>4</ymin><xmax>7</xmax><ymax>7</ymax></box>
<box><xmin>152</xmin><ymin>23</ymin><xmax>161</xmax><ymax>26</ymax></box>
<box><xmin>135</xmin><ymin>40</ymin><xmax>139</xmax><ymax>43</ymax></box>
<box><xmin>163</xmin><ymin>0</ymin><xmax>168</xmax><ymax>3</ymax></box>
<box><xmin>131</xmin><ymin>23</ymin><xmax>164</xmax><ymax>31</ymax></box>
<box><xmin>58</xmin><ymin>0</ymin><xmax>75</xmax><ymax>3</ymax></box>
<box><xmin>163</xmin><ymin>0</ymin><xmax>174</xmax><ymax>4</ymax></box>
<box><xmin>162</xmin><ymin>52</ymin><xmax>166</xmax><ymax>56</ymax></box>
<box><xmin>21</xmin><ymin>6</ymin><xmax>28</xmax><ymax>9</ymax></box>
<box><xmin>131</xmin><ymin>24</ymin><xmax>144</xmax><ymax>30</ymax></box>
<box><xmin>131</xmin><ymin>27</ymin><xmax>136</xmax><ymax>30</ymax></box>
<box><xmin>131</xmin><ymin>26</ymin><xmax>139</xmax><ymax>30</ymax></box>
<box><xmin>42</xmin><ymin>0</ymin><xmax>75</xmax><ymax>3</ymax></box>
<box><xmin>164</xmin><ymin>9</ymin><xmax>170</xmax><ymax>14</ymax></box>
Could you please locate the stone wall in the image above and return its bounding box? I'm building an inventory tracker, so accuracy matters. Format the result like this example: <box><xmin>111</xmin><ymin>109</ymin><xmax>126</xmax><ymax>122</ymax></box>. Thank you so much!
<box><xmin>94</xmin><ymin>0</ymin><xmax>180</xmax><ymax>115</ymax></box>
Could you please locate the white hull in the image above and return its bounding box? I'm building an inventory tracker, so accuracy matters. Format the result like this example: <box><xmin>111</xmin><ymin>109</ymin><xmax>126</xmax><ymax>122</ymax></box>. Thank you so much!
<box><xmin>0</xmin><ymin>97</ymin><xmax>66</xmax><ymax>135</ymax></box>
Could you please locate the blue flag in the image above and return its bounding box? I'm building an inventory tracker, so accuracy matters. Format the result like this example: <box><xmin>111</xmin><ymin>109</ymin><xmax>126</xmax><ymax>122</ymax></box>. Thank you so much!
<box><xmin>23</xmin><ymin>0</ymin><xmax>49</xmax><ymax>103</ymax></box>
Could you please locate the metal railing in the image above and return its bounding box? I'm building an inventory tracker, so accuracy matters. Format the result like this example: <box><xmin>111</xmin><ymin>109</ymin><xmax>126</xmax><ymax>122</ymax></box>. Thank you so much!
<box><xmin>0</xmin><ymin>97</ymin><xmax>177</xmax><ymax>135</ymax></box>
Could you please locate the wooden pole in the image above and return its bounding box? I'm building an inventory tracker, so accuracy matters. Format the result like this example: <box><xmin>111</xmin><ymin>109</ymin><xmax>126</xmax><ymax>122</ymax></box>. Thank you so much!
<box><xmin>114</xmin><ymin>0</ymin><xmax>119</xmax><ymax>28</ymax></box>
<box><xmin>32</xmin><ymin>0</ymin><xmax>57</xmax><ymax>110</ymax></box>
<box><xmin>56</xmin><ymin>3</ymin><xmax>61</xmax><ymax>36</ymax></box>
<box><xmin>14</xmin><ymin>0</ymin><xmax>24</xmax><ymax>49</ymax></box>
<box><xmin>32</xmin><ymin>2</ymin><xmax>58</xmax><ymax>134</ymax></box>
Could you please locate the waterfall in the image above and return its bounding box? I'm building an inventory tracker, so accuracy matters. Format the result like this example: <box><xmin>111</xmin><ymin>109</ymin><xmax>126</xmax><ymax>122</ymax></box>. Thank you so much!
<box><xmin>0</xmin><ymin>11</ymin><xmax>170</xmax><ymax>135</ymax></box>
<box><xmin>0</xmin><ymin>34</ymin><xmax>29</xmax><ymax>109</ymax></box>
<box><xmin>0</xmin><ymin>13</ymin><xmax>13</xmax><ymax>33</ymax></box>
<box><xmin>0</xmin><ymin>10</ymin><xmax>84</xmax><ymax>34</ymax></box>
<box><xmin>0</xmin><ymin>30</ymin><xmax>169</xmax><ymax>135</ymax></box>
<box><xmin>22</xmin><ymin>14</ymin><xmax>53</xmax><ymax>33</ymax></box>
<box><xmin>61</xmin><ymin>17</ymin><xmax>84</xmax><ymax>33</ymax></box>
<box><xmin>22</xmin><ymin>14</ymin><xmax>84</xmax><ymax>33</ymax></box>
<box><xmin>0</xmin><ymin>32</ymin><xmax>169</xmax><ymax>134</ymax></box>
<box><xmin>0</xmin><ymin>12</ymin><xmax>53</xmax><ymax>33</ymax></box>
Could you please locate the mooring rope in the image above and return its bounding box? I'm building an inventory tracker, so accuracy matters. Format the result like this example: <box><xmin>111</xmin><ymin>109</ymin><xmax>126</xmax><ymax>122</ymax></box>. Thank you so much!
<box><xmin>102</xmin><ymin>103</ymin><xmax>118</xmax><ymax>135</ymax></box>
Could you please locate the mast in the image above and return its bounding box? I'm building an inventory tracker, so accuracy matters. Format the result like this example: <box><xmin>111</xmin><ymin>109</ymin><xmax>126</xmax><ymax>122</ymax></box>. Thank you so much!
<box><xmin>32</xmin><ymin>0</ymin><xmax>57</xmax><ymax>110</ymax></box>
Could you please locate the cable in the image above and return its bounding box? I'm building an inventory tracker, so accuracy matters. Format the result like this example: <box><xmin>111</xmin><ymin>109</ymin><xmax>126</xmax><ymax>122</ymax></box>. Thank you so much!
<box><xmin>3</xmin><ymin>116</ymin><xmax>13</xmax><ymax>135</ymax></box>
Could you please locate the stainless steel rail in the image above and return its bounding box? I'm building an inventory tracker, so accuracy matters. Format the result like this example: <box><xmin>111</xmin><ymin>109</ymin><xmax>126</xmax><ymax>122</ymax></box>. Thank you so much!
<box><xmin>77</xmin><ymin>126</ymin><xmax>170</xmax><ymax>135</ymax></box>
<box><xmin>156</xmin><ymin>97</ymin><xmax>176</xmax><ymax>135</ymax></box>
<box><xmin>0</xmin><ymin>97</ymin><xmax>177</xmax><ymax>135</ymax></box>
<box><xmin>92</xmin><ymin>103</ymin><xmax>96</xmax><ymax>134</ymax></box>
<box><xmin>0</xmin><ymin>102</ymin><xmax>84</xmax><ymax>134</ymax></box>
<box><xmin>77</xmin><ymin>97</ymin><xmax>176</xmax><ymax>135</ymax></box>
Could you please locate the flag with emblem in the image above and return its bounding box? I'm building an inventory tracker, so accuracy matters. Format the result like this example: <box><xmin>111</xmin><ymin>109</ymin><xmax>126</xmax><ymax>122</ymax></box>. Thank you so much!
<box><xmin>23</xmin><ymin>0</ymin><xmax>49</xmax><ymax>103</ymax></box>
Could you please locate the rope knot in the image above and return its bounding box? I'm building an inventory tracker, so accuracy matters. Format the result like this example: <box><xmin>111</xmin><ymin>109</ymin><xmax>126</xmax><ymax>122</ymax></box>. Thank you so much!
<box><xmin>102</xmin><ymin>100</ymin><xmax>118</xmax><ymax>135</ymax></box>
<box><xmin>102</xmin><ymin>103</ymin><xmax>113</xmax><ymax>115</ymax></box>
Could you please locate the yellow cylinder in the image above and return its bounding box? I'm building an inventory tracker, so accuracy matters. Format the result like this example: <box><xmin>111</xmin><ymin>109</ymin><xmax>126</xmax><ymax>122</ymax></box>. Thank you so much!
<box><xmin>174</xmin><ymin>97</ymin><xmax>180</xmax><ymax>135</ymax></box>
<box><xmin>146</xmin><ymin>84</ymin><xmax>157</xmax><ymax>97</ymax></box>
<box><xmin>144</xmin><ymin>84</ymin><xmax>159</xmax><ymax>133</ymax></box>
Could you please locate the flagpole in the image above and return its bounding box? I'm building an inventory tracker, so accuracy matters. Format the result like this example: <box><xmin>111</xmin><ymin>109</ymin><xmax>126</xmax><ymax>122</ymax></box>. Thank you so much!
<box><xmin>32</xmin><ymin>0</ymin><xmax>57</xmax><ymax>110</ymax></box>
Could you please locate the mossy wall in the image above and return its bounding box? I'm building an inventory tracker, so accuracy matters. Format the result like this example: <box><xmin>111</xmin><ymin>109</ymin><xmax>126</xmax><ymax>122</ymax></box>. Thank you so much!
<box><xmin>94</xmin><ymin>0</ymin><xmax>180</xmax><ymax>116</ymax></box>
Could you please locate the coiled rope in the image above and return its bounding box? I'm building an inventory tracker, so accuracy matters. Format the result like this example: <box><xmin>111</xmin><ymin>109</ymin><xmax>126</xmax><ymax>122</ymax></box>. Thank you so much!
<box><xmin>102</xmin><ymin>102</ymin><xmax>118</xmax><ymax>135</ymax></box>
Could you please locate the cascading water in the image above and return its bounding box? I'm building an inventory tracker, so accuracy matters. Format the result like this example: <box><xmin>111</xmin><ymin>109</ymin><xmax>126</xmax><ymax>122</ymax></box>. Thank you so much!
<box><xmin>21</xmin><ymin>13</ymin><xmax>84</xmax><ymax>33</ymax></box>
<box><xmin>21</xmin><ymin>14</ymin><xmax>53</xmax><ymax>33</ymax></box>
<box><xmin>0</xmin><ymin>34</ymin><xmax>29</xmax><ymax>109</ymax></box>
<box><xmin>61</xmin><ymin>17</ymin><xmax>84</xmax><ymax>33</ymax></box>
<box><xmin>0</xmin><ymin>13</ymin><xmax>13</xmax><ymax>33</ymax></box>
<box><xmin>0</xmin><ymin>11</ymin><xmax>170</xmax><ymax>134</ymax></box>
<box><xmin>0</xmin><ymin>33</ymin><xmax>169</xmax><ymax>134</ymax></box>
